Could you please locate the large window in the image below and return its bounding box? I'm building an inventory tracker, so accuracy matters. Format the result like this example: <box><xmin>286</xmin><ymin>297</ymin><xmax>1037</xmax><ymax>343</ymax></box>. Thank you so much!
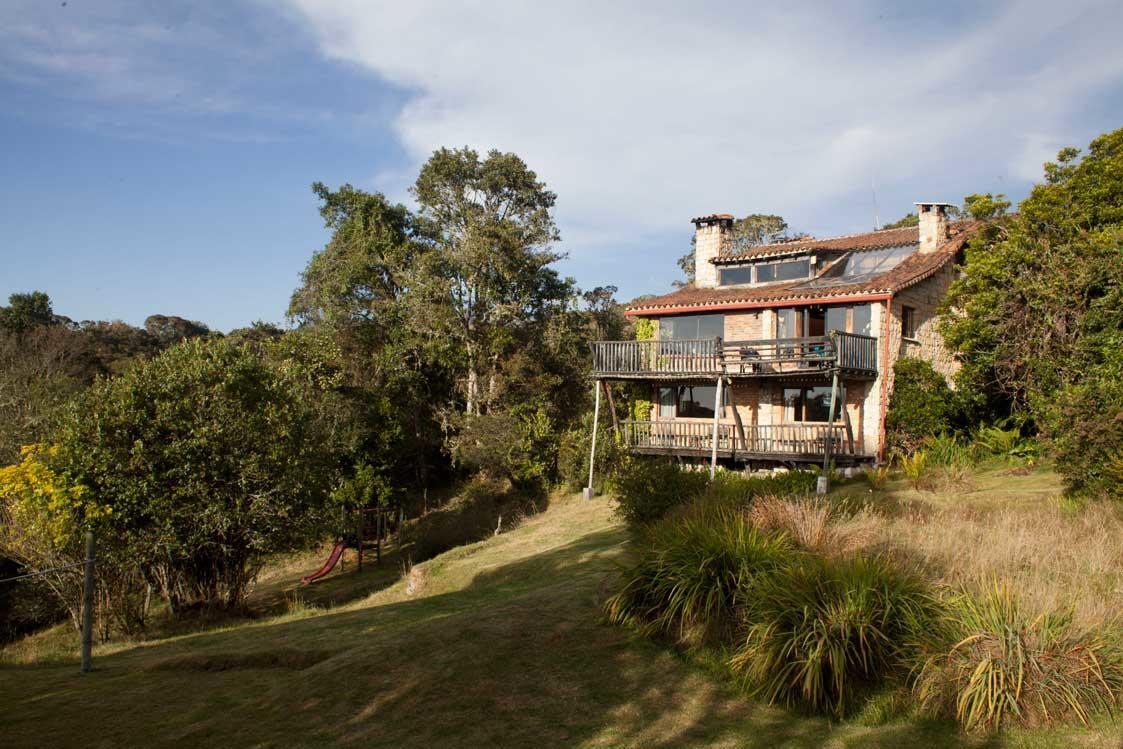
<box><xmin>660</xmin><ymin>314</ymin><xmax>724</xmax><ymax>340</ymax></box>
<box><xmin>776</xmin><ymin>304</ymin><xmax>875</xmax><ymax>338</ymax></box>
<box><xmin>719</xmin><ymin>266</ymin><xmax>753</xmax><ymax>285</ymax></box>
<box><xmin>718</xmin><ymin>258</ymin><xmax>811</xmax><ymax>286</ymax></box>
<box><xmin>783</xmin><ymin>386</ymin><xmax>836</xmax><ymax>423</ymax></box>
<box><xmin>656</xmin><ymin>385</ymin><xmax>718</xmax><ymax>418</ymax></box>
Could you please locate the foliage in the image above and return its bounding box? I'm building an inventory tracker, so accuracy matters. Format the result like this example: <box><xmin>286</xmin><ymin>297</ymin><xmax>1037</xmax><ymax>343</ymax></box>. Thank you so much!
<box><xmin>610</xmin><ymin>457</ymin><xmax>709</xmax><ymax>524</ymax></box>
<box><xmin>880</xmin><ymin>213</ymin><xmax>918</xmax><ymax>230</ymax></box>
<box><xmin>900</xmin><ymin>452</ymin><xmax>929</xmax><ymax>491</ymax></box>
<box><xmin>557</xmin><ymin>418</ymin><xmax>623</xmax><ymax>493</ymax></box>
<box><xmin>748</xmin><ymin>495</ymin><xmax>874</xmax><ymax>557</ymax></box>
<box><xmin>972</xmin><ymin>426</ymin><xmax>1038</xmax><ymax>464</ymax></box>
<box><xmin>604</xmin><ymin>504</ymin><xmax>794</xmax><ymax>645</ymax></box>
<box><xmin>730</xmin><ymin>554</ymin><xmax>939</xmax><ymax>717</ymax></box>
<box><xmin>45</xmin><ymin>337</ymin><xmax>344</xmax><ymax>616</ymax></box>
<box><xmin>941</xmin><ymin>128</ymin><xmax>1123</xmax><ymax>495</ymax></box>
<box><xmin>633</xmin><ymin>317</ymin><xmax>656</xmax><ymax>341</ymax></box>
<box><xmin>728</xmin><ymin>214</ymin><xmax>792</xmax><ymax>251</ymax></box>
<box><xmin>921</xmin><ymin>433</ymin><xmax>973</xmax><ymax>467</ymax></box>
<box><xmin>0</xmin><ymin>291</ymin><xmax>55</xmax><ymax>335</ymax></box>
<box><xmin>863</xmin><ymin>465</ymin><xmax>890</xmax><ymax>490</ymax></box>
<box><xmin>886</xmin><ymin>358</ymin><xmax>959</xmax><ymax>454</ymax></box>
<box><xmin>913</xmin><ymin>584</ymin><xmax>1123</xmax><ymax>732</ymax></box>
<box><xmin>698</xmin><ymin>469</ymin><xmax>819</xmax><ymax>507</ymax></box>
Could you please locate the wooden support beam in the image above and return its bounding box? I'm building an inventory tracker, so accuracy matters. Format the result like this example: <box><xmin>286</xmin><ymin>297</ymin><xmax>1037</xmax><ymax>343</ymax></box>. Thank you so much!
<box><xmin>818</xmin><ymin>368</ymin><xmax>840</xmax><ymax>494</ymax></box>
<box><xmin>584</xmin><ymin>379</ymin><xmax>602</xmax><ymax>500</ymax></box>
<box><xmin>727</xmin><ymin>378</ymin><xmax>747</xmax><ymax>456</ymax></box>
<box><xmin>709</xmin><ymin>376</ymin><xmax>722</xmax><ymax>480</ymax></box>
<box><xmin>602</xmin><ymin>381</ymin><xmax>620</xmax><ymax>437</ymax></box>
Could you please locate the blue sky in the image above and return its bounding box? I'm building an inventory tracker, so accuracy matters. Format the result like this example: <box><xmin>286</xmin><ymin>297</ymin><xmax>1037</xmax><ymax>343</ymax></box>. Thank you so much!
<box><xmin>2</xmin><ymin>0</ymin><xmax>1122</xmax><ymax>331</ymax></box>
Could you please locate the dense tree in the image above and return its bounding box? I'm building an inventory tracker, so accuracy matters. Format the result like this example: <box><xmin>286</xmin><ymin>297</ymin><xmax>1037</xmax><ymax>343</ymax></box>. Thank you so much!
<box><xmin>44</xmin><ymin>337</ymin><xmax>344</xmax><ymax>615</ymax></box>
<box><xmin>941</xmin><ymin>128</ymin><xmax>1123</xmax><ymax>495</ymax></box>
<box><xmin>0</xmin><ymin>292</ymin><xmax>54</xmax><ymax>336</ymax></box>
<box><xmin>880</xmin><ymin>213</ymin><xmax>918</xmax><ymax>230</ymax></box>
<box><xmin>411</xmin><ymin>147</ymin><xmax>567</xmax><ymax>416</ymax></box>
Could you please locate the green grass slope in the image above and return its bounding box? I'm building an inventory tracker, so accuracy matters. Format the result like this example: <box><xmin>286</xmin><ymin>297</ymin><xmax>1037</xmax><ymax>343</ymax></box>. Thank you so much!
<box><xmin>0</xmin><ymin>491</ymin><xmax>1116</xmax><ymax>748</ymax></box>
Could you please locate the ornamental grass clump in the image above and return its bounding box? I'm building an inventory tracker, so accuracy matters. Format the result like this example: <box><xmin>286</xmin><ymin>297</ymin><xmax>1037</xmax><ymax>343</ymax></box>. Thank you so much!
<box><xmin>604</xmin><ymin>504</ymin><xmax>795</xmax><ymax>645</ymax></box>
<box><xmin>912</xmin><ymin>583</ymin><xmax>1123</xmax><ymax>732</ymax></box>
<box><xmin>729</xmin><ymin>554</ymin><xmax>939</xmax><ymax>717</ymax></box>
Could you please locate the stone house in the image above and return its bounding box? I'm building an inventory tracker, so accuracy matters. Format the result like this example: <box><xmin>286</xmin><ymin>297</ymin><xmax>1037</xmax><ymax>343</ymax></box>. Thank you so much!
<box><xmin>587</xmin><ymin>203</ymin><xmax>976</xmax><ymax>476</ymax></box>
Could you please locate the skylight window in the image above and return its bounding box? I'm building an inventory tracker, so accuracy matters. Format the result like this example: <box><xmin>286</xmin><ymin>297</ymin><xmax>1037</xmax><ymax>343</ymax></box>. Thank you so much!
<box><xmin>798</xmin><ymin>245</ymin><xmax>915</xmax><ymax>288</ymax></box>
<box><xmin>718</xmin><ymin>257</ymin><xmax>811</xmax><ymax>286</ymax></box>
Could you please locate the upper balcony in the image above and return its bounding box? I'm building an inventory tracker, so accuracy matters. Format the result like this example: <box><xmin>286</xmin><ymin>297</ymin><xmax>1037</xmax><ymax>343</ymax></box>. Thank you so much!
<box><xmin>589</xmin><ymin>332</ymin><xmax>878</xmax><ymax>380</ymax></box>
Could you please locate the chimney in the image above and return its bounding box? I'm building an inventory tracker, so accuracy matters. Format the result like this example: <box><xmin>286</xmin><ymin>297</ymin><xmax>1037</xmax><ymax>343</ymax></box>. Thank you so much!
<box><xmin>691</xmin><ymin>214</ymin><xmax>734</xmax><ymax>288</ymax></box>
<box><xmin>915</xmin><ymin>202</ymin><xmax>953</xmax><ymax>254</ymax></box>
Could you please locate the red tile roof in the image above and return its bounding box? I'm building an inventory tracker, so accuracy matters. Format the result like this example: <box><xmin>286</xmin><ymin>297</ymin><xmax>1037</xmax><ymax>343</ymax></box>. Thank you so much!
<box><xmin>626</xmin><ymin>223</ymin><xmax>978</xmax><ymax>315</ymax></box>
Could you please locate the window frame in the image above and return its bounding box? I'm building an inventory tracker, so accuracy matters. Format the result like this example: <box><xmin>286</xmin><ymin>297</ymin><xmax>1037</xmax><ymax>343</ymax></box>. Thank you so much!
<box><xmin>782</xmin><ymin>385</ymin><xmax>842</xmax><ymax>424</ymax></box>
<box><xmin>901</xmin><ymin>305</ymin><xmax>918</xmax><ymax>340</ymax></box>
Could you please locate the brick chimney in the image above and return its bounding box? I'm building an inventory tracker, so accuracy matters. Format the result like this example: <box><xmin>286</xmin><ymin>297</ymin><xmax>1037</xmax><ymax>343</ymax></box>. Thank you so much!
<box><xmin>915</xmin><ymin>202</ymin><xmax>954</xmax><ymax>254</ymax></box>
<box><xmin>691</xmin><ymin>214</ymin><xmax>734</xmax><ymax>288</ymax></box>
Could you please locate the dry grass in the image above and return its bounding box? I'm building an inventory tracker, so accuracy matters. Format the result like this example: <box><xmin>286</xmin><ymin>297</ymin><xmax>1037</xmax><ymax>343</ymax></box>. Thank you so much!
<box><xmin>837</xmin><ymin>466</ymin><xmax>1123</xmax><ymax>628</ymax></box>
<box><xmin>748</xmin><ymin>494</ymin><xmax>877</xmax><ymax>557</ymax></box>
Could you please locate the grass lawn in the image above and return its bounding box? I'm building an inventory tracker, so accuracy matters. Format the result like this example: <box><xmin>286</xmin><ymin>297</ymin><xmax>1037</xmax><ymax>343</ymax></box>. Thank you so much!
<box><xmin>2</xmin><ymin>467</ymin><xmax>1120</xmax><ymax>747</ymax></box>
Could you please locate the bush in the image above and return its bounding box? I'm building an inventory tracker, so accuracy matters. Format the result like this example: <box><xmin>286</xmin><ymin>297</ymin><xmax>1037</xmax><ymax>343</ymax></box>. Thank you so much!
<box><xmin>604</xmin><ymin>504</ymin><xmax>795</xmax><ymax>645</ymax></box>
<box><xmin>913</xmin><ymin>584</ymin><xmax>1123</xmax><ymax>732</ymax></box>
<box><xmin>972</xmin><ymin>425</ymin><xmax>1039</xmax><ymax>464</ymax></box>
<box><xmin>1047</xmin><ymin>377</ymin><xmax>1123</xmax><ymax>497</ymax></box>
<box><xmin>922</xmin><ymin>433</ymin><xmax>972</xmax><ymax>467</ymax></box>
<box><xmin>610</xmin><ymin>458</ymin><xmax>709</xmax><ymax>524</ymax></box>
<box><xmin>557</xmin><ymin>418</ymin><xmax>623</xmax><ymax>494</ymax></box>
<box><xmin>611</xmin><ymin>460</ymin><xmax>818</xmax><ymax>524</ymax></box>
<box><xmin>41</xmin><ymin>338</ymin><xmax>344</xmax><ymax>620</ymax></box>
<box><xmin>862</xmin><ymin>465</ymin><xmax>890</xmax><ymax>490</ymax></box>
<box><xmin>886</xmin><ymin>359</ymin><xmax>959</xmax><ymax>453</ymax></box>
<box><xmin>900</xmin><ymin>451</ymin><xmax>930</xmax><ymax>491</ymax></box>
<box><xmin>730</xmin><ymin>554</ymin><xmax>939</xmax><ymax>717</ymax></box>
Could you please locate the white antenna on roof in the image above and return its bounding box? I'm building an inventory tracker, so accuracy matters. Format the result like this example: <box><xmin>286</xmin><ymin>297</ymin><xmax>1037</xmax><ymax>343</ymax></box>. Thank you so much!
<box><xmin>871</xmin><ymin>178</ymin><xmax>881</xmax><ymax>230</ymax></box>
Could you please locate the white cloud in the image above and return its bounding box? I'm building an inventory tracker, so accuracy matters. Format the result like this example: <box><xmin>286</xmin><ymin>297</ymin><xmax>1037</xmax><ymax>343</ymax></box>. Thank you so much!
<box><xmin>283</xmin><ymin>0</ymin><xmax>1123</xmax><ymax>247</ymax></box>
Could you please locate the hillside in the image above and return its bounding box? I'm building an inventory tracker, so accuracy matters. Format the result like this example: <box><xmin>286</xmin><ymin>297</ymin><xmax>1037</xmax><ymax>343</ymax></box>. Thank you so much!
<box><xmin>2</xmin><ymin>475</ymin><xmax>1120</xmax><ymax>748</ymax></box>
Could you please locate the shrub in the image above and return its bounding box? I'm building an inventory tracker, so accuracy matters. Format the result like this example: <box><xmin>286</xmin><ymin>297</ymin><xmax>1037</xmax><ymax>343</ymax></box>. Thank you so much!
<box><xmin>748</xmin><ymin>495</ymin><xmax>875</xmax><ymax>557</ymax></box>
<box><xmin>557</xmin><ymin>419</ymin><xmax>623</xmax><ymax>494</ymax></box>
<box><xmin>730</xmin><ymin>554</ymin><xmax>939</xmax><ymax>716</ymax></box>
<box><xmin>972</xmin><ymin>425</ymin><xmax>1039</xmax><ymax>464</ymax></box>
<box><xmin>604</xmin><ymin>504</ymin><xmax>795</xmax><ymax>645</ymax></box>
<box><xmin>862</xmin><ymin>465</ymin><xmax>890</xmax><ymax>491</ymax></box>
<box><xmin>886</xmin><ymin>359</ymin><xmax>960</xmax><ymax>453</ymax></box>
<box><xmin>42</xmin><ymin>338</ymin><xmax>345</xmax><ymax>619</ymax></box>
<box><xmin>610</xmin><ymin>458</ymin><xmax>709</xmax><ymax>524</ymax></box>
<box><xmin>913</xmin><ymin>584</ymin><xmax>1123</xmax><ymax>732</ymax></box>
<box><xmin>900</xmin><ymin>451</ymin><xmax>930</xmax><ymax>491</ymax></box>
<box><xmin>922</xmin><ymin>433</ymin><xmax>973</xmax><ymax>467</ymax></box>
<box><xmin>698</xmin><ymin>470</ymin><xmax>819</xmax><ymax>507</ymax></box>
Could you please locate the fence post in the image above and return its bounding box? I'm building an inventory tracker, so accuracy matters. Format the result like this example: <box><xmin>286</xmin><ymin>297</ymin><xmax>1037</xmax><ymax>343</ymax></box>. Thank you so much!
<box><xmin>80</xmin><ymin>530</ymin><xmax>95</xmax><ymax>674</ymax></box>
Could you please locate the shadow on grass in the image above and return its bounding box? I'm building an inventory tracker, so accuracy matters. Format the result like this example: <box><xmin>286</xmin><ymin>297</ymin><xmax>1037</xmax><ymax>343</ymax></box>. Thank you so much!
<box><xmin>0</xmin><ymin>522</ymin><xmax>1005</xmax><ymax>748</ymax></box>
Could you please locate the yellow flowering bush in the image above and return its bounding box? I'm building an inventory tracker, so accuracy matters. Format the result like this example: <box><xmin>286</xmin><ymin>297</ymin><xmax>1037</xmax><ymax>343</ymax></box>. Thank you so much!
<box><xmin>0</xmin><ymin>444</ymin><xmax>108</xmax><ymax>551</ymax></box>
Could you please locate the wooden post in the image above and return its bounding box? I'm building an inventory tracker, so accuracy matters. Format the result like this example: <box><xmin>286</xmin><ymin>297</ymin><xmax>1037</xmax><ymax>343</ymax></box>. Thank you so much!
<box><xmin>584</xmin><ymin>379</ymin><xmax>602</xmax><ymax>500</ymax></box>
<box><xmin>727</xmin><ymin>378</ymin><xmax>747</xmax><ymax>458</ymax></box>
<box><xmin>818</xmin><ymin>368</ymin><xmax>840</xmax><ymax>494</ymax></box>
<box><xmin>602</xmin><ymin>381</ymin><xmax>621</xmax><ymax>438</ymax></box>
<box><xmin>842</xmin><ymin>386</ymin><xmax>856</xmax><ymax>455</ymax></box>
<box><xmin>80</xmin><ymin>530</ymin><xmax>95</xmax><ymax>674</ymax></box>
<box><xmin>357</xmin><ymin>511</ymin><xmax>365</xmax><ymax>573</ymax></box>
<box><xmin>375</xmin><ymin>509</ymin><xmax>382</xmax><ymax>565</ymax></box>
<box><xmin>709</xmin><ymin>376</ymin><xmax>722</xmax><ymax>480</ymax></box>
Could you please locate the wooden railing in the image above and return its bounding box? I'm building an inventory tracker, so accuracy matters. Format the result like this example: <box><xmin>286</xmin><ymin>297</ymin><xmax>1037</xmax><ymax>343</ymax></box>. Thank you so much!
<box><xmin>833</xmin><ymin>332</ymin><xmax>878</xmax><ymax>372</ymax></box>
<box><xmin>622</xmin><ymin>420</ymin><xmax>863</xmax><ymax>456</ymax></box>
<box><xmin>592</xmin><ymin>333</ymin><xmax>878</xmax><ymax>378</ymax></box>
<box><xmin>591</xmin><ymin>338</ymin><xmax>722</xmax><ymax>376</ymax></box>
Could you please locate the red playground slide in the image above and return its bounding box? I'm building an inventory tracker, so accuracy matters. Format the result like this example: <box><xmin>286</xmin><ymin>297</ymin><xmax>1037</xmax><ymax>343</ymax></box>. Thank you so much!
<box><xmin>301</xmin><ymin>540</ymin><xmax>346</xmax><ymax>584</ymax></box>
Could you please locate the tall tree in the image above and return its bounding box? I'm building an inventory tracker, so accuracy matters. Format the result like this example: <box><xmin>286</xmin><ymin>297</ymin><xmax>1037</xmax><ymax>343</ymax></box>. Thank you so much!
<box><xmin>0</xmin><ymin>292</ymin><xmax>55</xmax><ymax>336</ymax></box>
<box><xmin>411</xmin><ymin>147</ymin><xmax>566</xmax><ymax>415</ymax></box>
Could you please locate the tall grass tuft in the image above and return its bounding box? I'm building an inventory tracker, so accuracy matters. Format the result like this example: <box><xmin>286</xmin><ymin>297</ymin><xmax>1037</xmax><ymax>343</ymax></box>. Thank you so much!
<box><xmin>748</xmin><ymin>495</ymin><xmax>875</xmax><ymax>557</ymax></box>
<box><xmin>730</xmin><ymin>554</ymin><xmax>939</xmax><ymax>716</ymax></box>
<box><xmin>604</xmin><ymin>504</ymin><xmax>795</xmax><ymax>645</ymax></box>
<box><xmin>912</xmin><ymin>583</ymin><xmax>1123</xmax><ymax>732</ymax></box>
<box><xmin>923</xmin><ymin>434</ymin><xmax>972</xmax><ymax>467</ymax></box>
<box><xmin>862</xmin><ymin>465</ymin><xmax>891</xmax><ymax>491</ymax></box>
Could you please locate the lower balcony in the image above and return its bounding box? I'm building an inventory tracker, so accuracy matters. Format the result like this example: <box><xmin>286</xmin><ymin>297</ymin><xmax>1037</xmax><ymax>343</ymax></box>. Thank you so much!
<box><xmin>621</xmin><ymin>420</ymin><xmax>871</xmax><ymax>463</ymax></box>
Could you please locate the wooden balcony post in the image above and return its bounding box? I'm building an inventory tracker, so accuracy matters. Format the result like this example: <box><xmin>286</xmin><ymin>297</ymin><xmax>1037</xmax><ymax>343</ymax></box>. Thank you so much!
<box><xmin>709</xmin><ymin>376</ymin><xmax>722</xmax><ymax>480</ymax></box>
<box><xmin>818</xmin><ymin>368</ymin><xmax>840</xmax><ymax>494</ymax></box>
<box><xmin>584</xmin><ymin>379</ymin><xmax>602</xmax><ymax>500</ymax></box>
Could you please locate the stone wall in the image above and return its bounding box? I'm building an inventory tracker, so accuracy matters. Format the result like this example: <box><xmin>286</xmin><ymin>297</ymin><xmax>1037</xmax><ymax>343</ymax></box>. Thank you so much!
<box><xmin>693</xmin><ymin>219</ymin><xmax>731</xmax><ymax>288</ymax></box>
<box><xmin>889</xmin><ymin>264</ymin><xmax>960</xmax><ymax>383</ymax></box>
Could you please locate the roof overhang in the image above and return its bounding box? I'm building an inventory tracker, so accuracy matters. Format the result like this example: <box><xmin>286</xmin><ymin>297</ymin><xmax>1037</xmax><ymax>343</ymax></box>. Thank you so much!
<box><xmin>624</xmin><ymin>292</ymin><xmax>893</xmax><ymax>317</ymax></box>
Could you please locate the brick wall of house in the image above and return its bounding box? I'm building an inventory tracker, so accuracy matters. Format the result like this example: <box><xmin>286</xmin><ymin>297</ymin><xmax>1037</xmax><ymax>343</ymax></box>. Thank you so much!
<box><xmin>724</xmin><ymin>311</ymin><xmax>764</xmax><ymax>341</ymax></box>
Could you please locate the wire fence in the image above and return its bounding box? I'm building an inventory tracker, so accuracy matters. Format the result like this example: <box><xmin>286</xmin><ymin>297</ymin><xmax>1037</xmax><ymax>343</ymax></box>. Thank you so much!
<box><xmin>0</xmin><ymin>561</ymin><xmax>84</xmax><ymax>585</ymax></box>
